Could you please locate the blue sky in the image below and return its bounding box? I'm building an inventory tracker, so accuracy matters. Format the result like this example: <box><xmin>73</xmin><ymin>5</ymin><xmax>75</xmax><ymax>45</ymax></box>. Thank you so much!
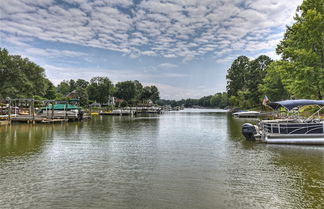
<box><xmin>0</xmin><ymin>0</ymin><xmax>302</xmax><ymax>99</ymax></box>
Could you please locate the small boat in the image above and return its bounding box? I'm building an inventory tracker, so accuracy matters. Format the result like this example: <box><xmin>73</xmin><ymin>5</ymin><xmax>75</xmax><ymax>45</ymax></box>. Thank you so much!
<box><xmin>233</xmin><ymin>110</ymin><xmax>260</xmax><ymax>118</ymax></box>
<box><xmin>242</xmin><ymin>100</ymin><xmax>324</xmax><ymax>145</ymax></box>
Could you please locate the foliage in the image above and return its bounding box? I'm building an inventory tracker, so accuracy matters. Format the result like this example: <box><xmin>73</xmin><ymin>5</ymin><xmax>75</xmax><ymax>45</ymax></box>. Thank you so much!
<box><xmin>0</xmin><ymin>48</ymin><xmax>55</xmax><ymax>99</ymax></box>
<box><xmin>114</xmin><ymin>81</ymin><xmax>137</xmax><ymax>102</ymax></box>
<box><xmin>157</xmin><ymin>92</ymin><xmax>229</xmax><ymax>108</ymax></box>
<box><xmin>226</xmin><ymin>55</ymin><xmax>273</xmax><ymax>108</ymax></box>
<box><xmin>259</xmin><ymin>62</ymin><xmax>290</xmax><ymax>101</ymax></box>
<box><xmin>87</xmin><ymin>77</ymin><xmax>113</xmax><ymax>104</ymax></box>
<box><xmin>76</xmin><ymin>87</ymin><xmax>88</xmax><ymax>106</ymax></box>
<box><xmin>140</xmin><ymin>86</ymin><xmax>160</xmax><ymax>103</ymax></box>
<box><xmin>210</xmin><ymin>92</ymin><xmax>229</xmax><ymax>108</ymax></box>
<box><xmin>57</xmin><ymin>80</ymin><xmax>71</xmax><ymax>96</ymax></box>
<box><xmin>226</xmin><ymin>56</ymin><xmax>250</xmax><ymax>97</ymax></box>
<box><xmin>276</xmin><ymin>0</ymin><xmax>324</xmax><ymax>99</ymax></box>
<box><xmin>245</xmin><ymin>55</ymin><xmax>273</xmax><ymax>104</ymax></box>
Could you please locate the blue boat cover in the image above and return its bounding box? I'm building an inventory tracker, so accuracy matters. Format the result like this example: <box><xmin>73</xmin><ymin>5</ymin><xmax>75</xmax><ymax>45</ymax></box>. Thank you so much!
<box><xmin>269</xmin><ymin>100</ymin><xmax>324</xmax><ymax>110</ymax></box>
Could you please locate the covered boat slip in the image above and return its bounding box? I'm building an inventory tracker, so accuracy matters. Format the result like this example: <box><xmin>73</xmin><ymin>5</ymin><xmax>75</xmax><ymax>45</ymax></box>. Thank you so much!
<box><xmin>242</xmin><ymin>99</ymin><xmax>324</xmax><ymax>145</ymax></box>
<box><xmin>260</xmin><ymin>121</ymin><xmax>324</xmax><ymax>144</ymax></box>
<box><xmin>262</xmin><ymin>100</ymin><xmax>324</xmax><ymax>145</ymax></box>
<box><xmin>261</xmin><ymin>121</ymin><xmax>324</xmax><ymax>135</ymax></box>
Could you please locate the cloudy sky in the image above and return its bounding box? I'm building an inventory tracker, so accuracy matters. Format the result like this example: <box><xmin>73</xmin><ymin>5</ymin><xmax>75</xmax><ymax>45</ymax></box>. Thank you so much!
<box><xmin>0</xmin><ymin>0</ymin><xmax>302</xmax><ymax>99</ymax></box>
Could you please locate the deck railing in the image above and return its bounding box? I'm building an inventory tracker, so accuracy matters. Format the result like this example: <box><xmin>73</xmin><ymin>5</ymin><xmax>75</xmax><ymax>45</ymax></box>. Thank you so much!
<box><xmin>262</xmin><ymin>122</ymin><xmax>324</xmax><ymax>135</ymax></box>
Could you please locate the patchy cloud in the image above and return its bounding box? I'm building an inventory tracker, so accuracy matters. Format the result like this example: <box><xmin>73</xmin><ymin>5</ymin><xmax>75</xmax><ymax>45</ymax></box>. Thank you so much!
<box><xmin>0</xmin><ymin>0</ymin><xmax>303</xmax><ymax>99</ymax></box>
<box><xmin>0</xmin><ymin>0</ymin><xmax>302</xmax><ymax>61</ymax></box>
<box><xmin>158</xmin><ymin>63</ymin><xmax>178</xmax><ymax>69</ymax></box>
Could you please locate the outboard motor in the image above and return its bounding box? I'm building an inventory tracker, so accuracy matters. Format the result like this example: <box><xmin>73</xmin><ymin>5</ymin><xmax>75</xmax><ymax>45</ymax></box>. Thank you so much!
<box><xmin>242</xmin><ymin>123</ymin><xmax>257</xmax><ymax>141</ymax></box>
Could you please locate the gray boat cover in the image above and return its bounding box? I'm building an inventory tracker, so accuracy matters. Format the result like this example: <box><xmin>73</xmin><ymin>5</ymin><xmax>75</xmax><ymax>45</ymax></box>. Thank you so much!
<box><xmin>269</xmin><ymin>100</ymin><xmax>324</xmax><ymax>110</ymax></box>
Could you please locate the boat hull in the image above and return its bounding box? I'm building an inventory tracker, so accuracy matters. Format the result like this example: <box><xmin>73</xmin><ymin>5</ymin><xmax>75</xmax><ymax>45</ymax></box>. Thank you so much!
<box><xmin>264</xmin><ymin>134</ymin><xmax>324</xmax><ymax>145</ymax></box>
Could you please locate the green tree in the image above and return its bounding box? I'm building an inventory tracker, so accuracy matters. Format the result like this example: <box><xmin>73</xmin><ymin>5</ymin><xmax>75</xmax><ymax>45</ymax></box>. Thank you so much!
<box><xmin>44</xmin><ymin>79</ymin><xmax>57</xmax><ymax>99</ymax></box>
<box><xmin>245</xmin><ymin>55</ymin><xmax>273</xmax><ymax>105</ymax></box>
<box><xmin>57</xmin><ymin>81</ymin><xmax>71</xmax><ymax>96</ymax></box>
<box><xmin>75</xmin><ymin>79</ymin><xmax>89</xmax><ymax>89</ymax></box>
<box><xmin>149</xmin><ymin>85</ymin><xmax>160</xmax><ymax>103</ymax></box>
<box><xmin>259</xmin><ymin>62</ymin><xmax>290</xmax><ymax>101</ymax></box>
<box><xmin>69</xmin><ymin>79</ymin><xmax>76</xmax><ymax>91</ymax></box>
<box><xmin>210</xmin><ymin>92</ymin><xmax>229</xmax><ymax>108</ymax></box>
<box><xmin>226</xmin><ymin>56</ymin><xmax>250</xmax><ymax>98</ymax></box>
<box><xmin>87</xmin><ymin>77</ymin><xmax>113</xmax><ymax>104</ymax></box>
<box><xmin>134</xmin><ymin>80</ymin><xmax>143</xmax><ymax>101</ymax></box>
<box><xmin>140</xmin><ymin>85</ymin><xmax>160</xmax><ymax>103</ymax></box>
<box><xmin>0</xmin><ymin>48</ymin><xmax>52</xmax><ymax>99</ymax></box>
<box><xmin>76</xmin><ymin>87</ymin><xmax>89</xmax><ymax>106</ymax></box>
<box><xmin>276</xmin><ymin>0</ymin><xmax>324</xmax><ymax>99</ymax></box>
<box><xmin>114</xmin><ymin>81</ymin><xmax>136</xmax><ymax>102</ymax></box>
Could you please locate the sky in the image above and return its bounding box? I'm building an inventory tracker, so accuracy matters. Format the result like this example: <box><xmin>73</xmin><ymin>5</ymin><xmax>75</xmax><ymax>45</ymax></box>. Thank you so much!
<box><xmin>0</xmin><ymin>0</ymin><xmax>302</xmax><ymax>99</ymax></box>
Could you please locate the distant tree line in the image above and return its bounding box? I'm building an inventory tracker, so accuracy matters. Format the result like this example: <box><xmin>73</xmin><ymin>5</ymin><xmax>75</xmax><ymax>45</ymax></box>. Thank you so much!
<box><xmin>0</xmin><ymin>48</ymin><xmax>159</xmax><ymax>107</ymax></box>
<box><xmin>57</xmin><ymin>78</ymin><xmax>160</xmax><ymax>106</ymax></box>
<box><xmin>156</xmin><ymin>92</ymin><xmax>229</xmax><ymax>109</ymax></box>
<box><xmin>226</xmin><ymin>0</ymin><xmax>323</xmax><ymax>108</ymax></box>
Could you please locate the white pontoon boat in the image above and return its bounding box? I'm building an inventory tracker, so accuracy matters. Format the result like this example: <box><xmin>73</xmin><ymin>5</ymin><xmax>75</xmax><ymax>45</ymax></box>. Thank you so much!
<box><xmin>242</xmin><ymin>100</ymin><xmax>324</xmax><ymax>145</ymax></box>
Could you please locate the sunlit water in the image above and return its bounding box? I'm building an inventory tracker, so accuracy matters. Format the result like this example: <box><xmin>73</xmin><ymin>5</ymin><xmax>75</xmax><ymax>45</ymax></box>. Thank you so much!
<box><xmin>0</xmin><ymin>109</ymin><xmax>323</xmax><ymax>209</ymax></box>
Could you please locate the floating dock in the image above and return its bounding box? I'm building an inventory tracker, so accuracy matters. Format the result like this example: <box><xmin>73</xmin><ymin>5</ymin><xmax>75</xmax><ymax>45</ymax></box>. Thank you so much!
<box><xmin>11</xmin><ymin>116</ymin><xmax>68</xmax><ymax>123</ymax></box>
<box><xmin>98</xmin><ymin>107</ymin><xmax>162</xmax><ymax>116</ymax></box>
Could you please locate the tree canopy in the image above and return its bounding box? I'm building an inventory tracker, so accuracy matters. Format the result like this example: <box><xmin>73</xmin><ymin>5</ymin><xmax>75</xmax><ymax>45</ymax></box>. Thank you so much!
<box><xmin>275</xmin><ymin>0</ymin><xmax>324</xmax><ymax>99</ymax></box>
<box><xmin>226</xmin><ymin>55</ymin><xmax>273</xmax><ymax>108</ymax></box>
<box><xmin>0</xmin><ymin>48</ymin><xmax>56</xmax><ymax>99</ymax></box>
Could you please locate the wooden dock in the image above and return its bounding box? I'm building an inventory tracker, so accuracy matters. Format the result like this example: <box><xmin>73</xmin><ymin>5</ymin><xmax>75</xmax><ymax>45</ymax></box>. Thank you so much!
<box><xmin>11</xmin><ymin>116</ymin><xmax>68</xmax><ymax>124</ymax></box>
<box><xmin>99</xmin><ymin>107</ymin><xmax>162</xmax><ymax>116</ymax></box>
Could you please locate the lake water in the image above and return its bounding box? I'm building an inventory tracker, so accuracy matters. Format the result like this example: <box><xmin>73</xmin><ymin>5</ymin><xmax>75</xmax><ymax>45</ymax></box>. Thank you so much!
<box><xmin>0</xmin><ymin>109</ymin><xmax>323</xmax><ymax>209</ymax></box>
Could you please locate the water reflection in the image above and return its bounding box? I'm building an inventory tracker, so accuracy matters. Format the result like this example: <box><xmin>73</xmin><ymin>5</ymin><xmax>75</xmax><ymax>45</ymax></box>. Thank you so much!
<box><xmin>0</xmin><ymin>124</ymin><xmax>53</xmax><ymax>158</ymax></box>
<box><xmin>0</xmin><ymin>110</ymin><xmax>323</xmax><ymax>209</ymax></box>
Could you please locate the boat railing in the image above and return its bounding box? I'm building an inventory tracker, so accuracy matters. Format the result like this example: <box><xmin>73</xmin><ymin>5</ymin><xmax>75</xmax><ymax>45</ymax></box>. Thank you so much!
<box><xmin>262</xmin><ymin>122</ymin><xmax>324</xmax><ymax>135</ymax></box>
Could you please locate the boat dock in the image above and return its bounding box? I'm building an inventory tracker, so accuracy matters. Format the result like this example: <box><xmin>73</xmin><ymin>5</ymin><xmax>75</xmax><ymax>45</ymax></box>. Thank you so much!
<box><xmin>0</xmin><ymin>98</ymin><xmax>90</xmax><ymax>125</ymax></box>
<box><xmin>98</xmin><ymin>107</ymin><xmax>162</xmax><ymax>116</ymax></box>
<box><xmin>11</xmin><ymin>116</ymin><xmax>68</xmax><ymax>124</ymax></box>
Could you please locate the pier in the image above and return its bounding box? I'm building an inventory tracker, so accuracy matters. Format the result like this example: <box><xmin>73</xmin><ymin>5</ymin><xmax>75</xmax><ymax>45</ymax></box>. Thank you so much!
<box><xmin>0</xmin><ymin>98</ymin><xmax>89</xmax><ymax>125</ymax></box>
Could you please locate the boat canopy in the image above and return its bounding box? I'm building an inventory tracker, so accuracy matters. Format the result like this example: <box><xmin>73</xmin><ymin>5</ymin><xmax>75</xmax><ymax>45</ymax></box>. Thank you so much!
<box><xmin>41</xmin><ymin>104</ymin><xmax>80</xmax><ymax>110</ymax></box>
<box><xmin>269</xmin><ymin>100</ymin><xmax>324</xmax><ymax>110</ymax></box>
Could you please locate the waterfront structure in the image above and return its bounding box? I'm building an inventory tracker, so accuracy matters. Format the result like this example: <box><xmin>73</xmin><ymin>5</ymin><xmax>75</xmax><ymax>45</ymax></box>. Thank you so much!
<box><xmin>232</xmin><ymin>110</ymin><xmax>260</xmax><ymax>118</ymax></box>
<box><xmin>242</xmin><ymin>100</ymin><xmax>324</xmax><ymax>144</ymax></box>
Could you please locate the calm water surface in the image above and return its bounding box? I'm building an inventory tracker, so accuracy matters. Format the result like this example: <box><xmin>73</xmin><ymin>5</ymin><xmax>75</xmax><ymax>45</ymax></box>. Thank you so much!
<box><xmin>0</xmin><ymin>109</ymin><xmax>323</xmax><ymax>209</ymax></box>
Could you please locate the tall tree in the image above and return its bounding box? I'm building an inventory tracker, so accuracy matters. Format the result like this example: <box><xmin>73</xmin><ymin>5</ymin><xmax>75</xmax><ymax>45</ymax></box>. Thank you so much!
<box><xmin>276</xmin><ymin>0</ymin><xmax>324</xmax><ymax>99</ymax></box>
<box><xmin>259</xmin><ymin>62</ymin><xmax>290</xmax><ymax>102</ymax></box>
<box><xmin>226</xmin><ymin>56</ymin><xmax>250</xmax><ymax>98</ymax></box>
<box><xmin>57</xmin><ymin>80</ymin><xmax>71</xmax><ymax>96</ymax></box>
<box><xmin>140</xmin><ymin>86</ymin><xmax>160</xmax><ymax>103</ymax></box>
<box><xmin>114</xmin><ymin>81</ymin><xmax>136</xmax><ymax>102</ymax></box>
<box><xmin>149</xmin><ymin>85</ymin><xmax>160</xmax><ymax>103</ymax></box>
<box><xmin>75</xmin><ymin>79</ymin><xmax>89</xmax><ymax>89</ymax></box>
<box><xmin>245</xmin><ymin>55</ymin><xmax>273</xmax><ymax>104</ymax></box>
<box><xmin>87</xmin><ymin>77</ymin><xmax>113</xmax><ymax>104</ymax></box>
<box><xmin>134</xmin><ymin>80</ymin><xmax>143</xmax><ymax>100</ymax></box>
<box><xmin>0</xmin><ymin>48</ymin><xmax>52</xmax><ymax>99</ymax></box>
<box><xmin>44</xmin><ymin>79</ymin><xmax>57</xmax><ymax>99</ymax></box>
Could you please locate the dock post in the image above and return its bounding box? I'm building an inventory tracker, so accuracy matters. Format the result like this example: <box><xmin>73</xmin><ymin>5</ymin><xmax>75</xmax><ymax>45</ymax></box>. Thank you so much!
<box><xmin>32</xmin><ymin>98</ymin><xmax>35</xmax><ymax>124</ymax></box>
<box><xmin>64</xmin><ymin>102</ymin><xmax>67</xmax><ymax>120</ymax></box>
<box><xmin>8</xmin><ymin>99</ymin><xmax>11</xmax><ymax>125</ymax></box>
<box><xmin>51</xmin><ymin>101</ymin><xmax>54</xmax><ymax>120</ymax></box>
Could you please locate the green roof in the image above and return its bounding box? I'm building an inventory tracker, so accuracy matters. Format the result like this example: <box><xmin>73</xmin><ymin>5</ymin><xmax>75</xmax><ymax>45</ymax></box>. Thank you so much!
<box><xmin>42</xmin><ymin>104</ymin><xmax>80</xmax><ymax>110</ymax></box>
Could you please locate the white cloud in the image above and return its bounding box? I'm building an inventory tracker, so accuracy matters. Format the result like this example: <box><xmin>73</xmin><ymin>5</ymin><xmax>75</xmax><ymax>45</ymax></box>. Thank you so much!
<box><xmin>0</xmin><ymin>0</ymin><xmax>303</xmax><ymax>62</ymax></box>
<box><xmin>158</xmin><ymin>63</ymin><xmax>178</xmax><ymax>69</ymax></box>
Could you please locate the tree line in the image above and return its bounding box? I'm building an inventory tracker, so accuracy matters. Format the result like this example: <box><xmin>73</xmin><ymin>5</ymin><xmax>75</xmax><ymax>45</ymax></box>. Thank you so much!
<box><xmin>226</xmin><ymin>0</ymin><xmax>323</xmax><ymax>108</ymax></box>
<box><xmin>0</xmin><ymin>48</ymin><xmax>159</xmax><ymax>107</ymax></box>
<box><xmin>157</xmin><ymin>92</ymin><xmax>229</xmax><ymax>109</ymax></box>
